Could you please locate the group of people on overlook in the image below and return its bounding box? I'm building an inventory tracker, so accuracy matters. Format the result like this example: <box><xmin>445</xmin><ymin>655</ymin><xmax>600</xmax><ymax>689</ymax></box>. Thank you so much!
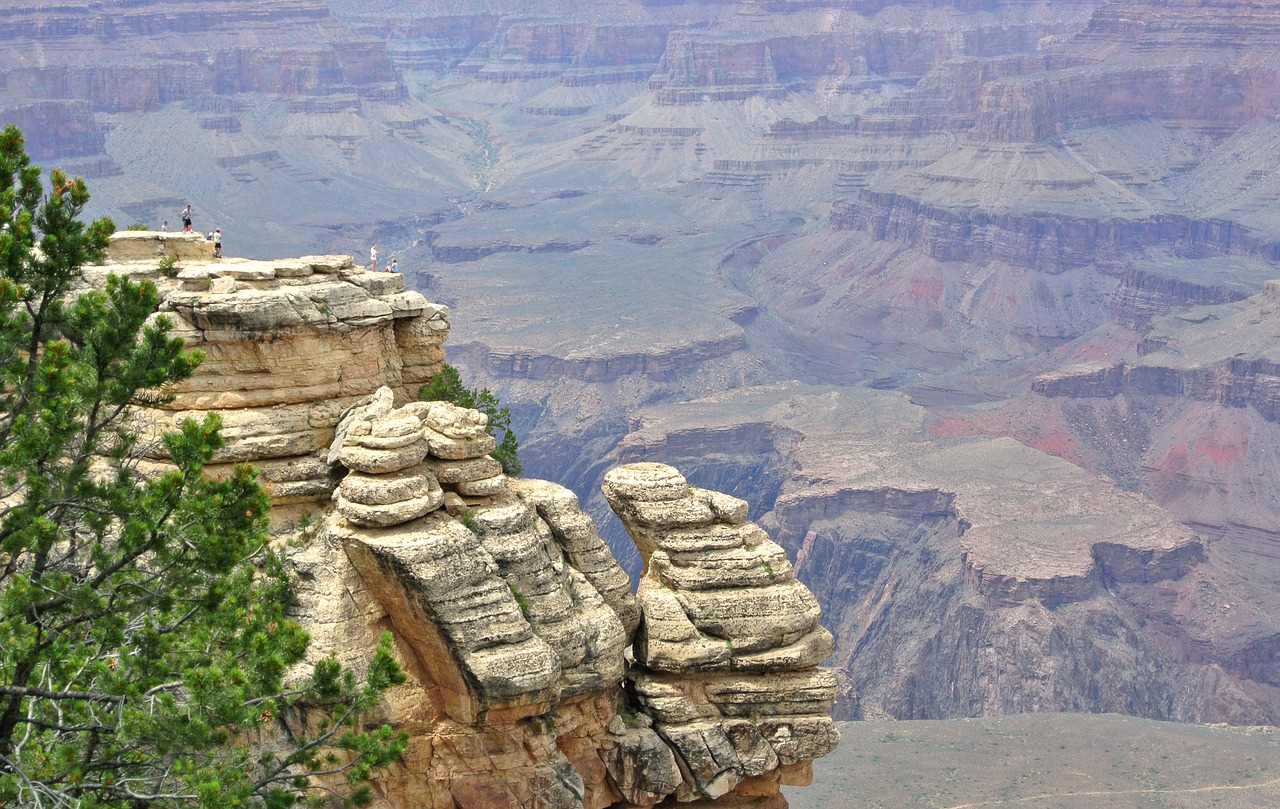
<box><xmin>159</xmin><ymin>206</ymin><xmax>399</xmax><ymax>273</ymax></box>
<box><xmin>369</xmin><ymin>244</ymin><xmax>397</xmax><ymax>273</ymax></box>
<box><xmin>161</xmin><ymin>204</ymin><xmax>220</xmax><ymax>258</ymax></box>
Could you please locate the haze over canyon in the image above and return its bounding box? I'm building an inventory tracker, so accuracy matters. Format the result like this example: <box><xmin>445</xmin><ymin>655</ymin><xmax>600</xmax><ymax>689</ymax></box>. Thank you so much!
<box><xmin>5</xmin><ymin>0</ymin><xmax>1280</xmax><ymax>728</ymax></box>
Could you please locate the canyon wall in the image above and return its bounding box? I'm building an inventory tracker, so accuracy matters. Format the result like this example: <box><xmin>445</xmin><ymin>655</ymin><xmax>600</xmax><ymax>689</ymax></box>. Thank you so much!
<box><xmin>600</xmin><ymin>384</ymin><xmax>1280</xmax><ymax>725</ymax></box>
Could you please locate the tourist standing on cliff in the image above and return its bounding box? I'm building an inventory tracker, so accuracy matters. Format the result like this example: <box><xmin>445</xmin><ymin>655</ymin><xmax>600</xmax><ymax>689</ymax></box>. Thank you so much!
<box><xmin>180</xmin><ymin>204</ymin><xmax>192</xmax><ymax>233</ymax></box>
<box><xmin>389</xmin><ymin>257</ymin><xmax>397</xmax><ymax>274</ymax></box>
<box><xmin>160</xmin><ymin>219</ymin><xmax>168</xmax><ymax>232</ymax></box>
<box><xmin>213</xmin><ymin>227</ymin><xmax>222</xmax><ymax>258</ymax></box>
<box><xmin>370</xmin><ymin>244</ymin><xmax>378</xmax><ymax>272</ymax></box>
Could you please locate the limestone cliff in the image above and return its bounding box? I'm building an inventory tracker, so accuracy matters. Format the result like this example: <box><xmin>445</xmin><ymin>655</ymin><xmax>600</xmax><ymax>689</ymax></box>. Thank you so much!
<box><xmin>106</xmin><ymin>233</ymin><xmax>838</xmax><ymax>808</ymax></box>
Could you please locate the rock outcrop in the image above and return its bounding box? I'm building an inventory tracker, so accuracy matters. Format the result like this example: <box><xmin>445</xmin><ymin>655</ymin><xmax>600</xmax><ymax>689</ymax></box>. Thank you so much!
<box><xmin>99</xmin><ymin>232</ymin><xmax>448</xmax><ymax>517</ymax></box>
<box><xmin>603</xmin><ymin>462</ymin><xmax>839</xmax><ymax>803</ymax></box>
<box><xmin>295</xmin><ymin>408</ymin><xmax>837</xmax><ymax>808</ymax></box>
<box><xmin>105</xmin><ymin>233</ymin><xmax>838</xmax><ymax>807</ymax></box>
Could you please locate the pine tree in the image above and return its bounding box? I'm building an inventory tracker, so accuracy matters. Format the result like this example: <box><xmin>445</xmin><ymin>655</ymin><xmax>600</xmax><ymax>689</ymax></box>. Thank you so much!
<box><xmin>0</xmin><ymin>125</ymin><xmax>406</xmax><ymax>807</ymax></box>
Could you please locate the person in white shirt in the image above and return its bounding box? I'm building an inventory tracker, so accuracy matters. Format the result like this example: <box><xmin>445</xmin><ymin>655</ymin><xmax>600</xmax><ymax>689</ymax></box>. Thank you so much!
<box><xmin>370</xmin><ymin>244</ymin><xmax>378</xmax><ymax>272</ymax></box>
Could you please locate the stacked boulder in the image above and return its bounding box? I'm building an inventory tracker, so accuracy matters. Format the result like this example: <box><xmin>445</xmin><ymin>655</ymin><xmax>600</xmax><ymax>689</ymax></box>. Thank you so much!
<box><xmin>603</xmin><ymin>462</ymin><xmax>840</xmax><ymax>805</ymax></box>
<box><xmin>317</xmin><ymin>387</ymin><xmax>687</xmax><ymax>807</ymax></box>
<box><xmin>328</xmin><ymin>387</ymin><xmax>633</xmax><ymax>719</ymax></box>
<box><xmin>330</xmin><ymin>387</ymin><xmax>497</xmax><ymax>528</ymax></box>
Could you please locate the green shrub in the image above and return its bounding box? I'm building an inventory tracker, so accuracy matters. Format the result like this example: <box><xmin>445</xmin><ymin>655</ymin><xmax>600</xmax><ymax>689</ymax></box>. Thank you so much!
<box><xmin>125</xmin><ymin>222</ymin><xmax>149</xmax><ymax>230</ymax></box>
<box><xmin>459</xmin><ymin>507</ymin><xmax>482</xmax><ymax>535</ymax></box>
<box><xmin>420</xmin><ymin>362</ymin><xmax>522</xmax><ymax>474</ymax></box>
<box><xmin>508</xmin><ymin>583</ymin><xmax>531</xmax><ymax>619</ymax></box>
<box><xmin>157</xmin><ymin>253</ymin><xmax>178</xmax><ymax>277</ymax></box>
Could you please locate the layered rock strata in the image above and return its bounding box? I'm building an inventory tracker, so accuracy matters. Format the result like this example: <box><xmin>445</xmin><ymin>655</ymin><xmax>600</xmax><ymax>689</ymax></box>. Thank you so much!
<box><xmin>603</xmin><ymin>462</ymin><xmax>839</xmax><ymax>805</ymax></box>
<box><xmin>1022</xmin><ymin>279</ymin><xmax>1280</xmax><ymax>543</ymax></box>
<box><xmin>287</xmin><ymin>401</ymin><xmax>837</xmax><ymax>807</ymax></box>
<box><xmin>97</xmin><ymin>232</ymin><xmax>449</xmax><ymax>513</ymax></box>
<box><xmin>1034</xmin><ymin>280</ymin><xmax>1280</xmax><ymax>422</ymax></box>
<box><xmin>594</xmin><ymin>383</ymin><xmax>1280</xmax><ymax>725</ymax></box>
<box><xmin>328</xmin><ymin>387</ymin><xmax>634</xmax><ymax>724</ymax></box>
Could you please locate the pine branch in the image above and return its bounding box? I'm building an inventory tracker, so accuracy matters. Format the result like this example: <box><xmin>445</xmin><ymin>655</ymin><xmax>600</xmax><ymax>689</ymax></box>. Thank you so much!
<box><xmin>0</xmin><ymin>685</ymin><xmax>124</xmax><ymax>704</ymax></box>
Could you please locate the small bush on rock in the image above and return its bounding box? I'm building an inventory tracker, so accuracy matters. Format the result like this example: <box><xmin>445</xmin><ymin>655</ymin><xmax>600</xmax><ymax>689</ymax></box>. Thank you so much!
<box><xmin>420</xmin><ymin>363</ymin><xmax>522</xmax><ymax>475</ymax></box>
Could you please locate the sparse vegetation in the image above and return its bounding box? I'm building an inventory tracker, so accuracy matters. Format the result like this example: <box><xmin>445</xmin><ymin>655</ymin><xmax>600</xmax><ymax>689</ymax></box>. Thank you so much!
<box><xmin>157</xmin><ymin>252</ymin><xmax>178</xmax><ymax>276</ymax></box>
<box><xmin>125</xmin><ymin>222</ymin><xmax>148</xmax><ymax>230</ymax></box>
<box><xmin>508</xmin><ymin>583</ymin><xmax>531</xmax><ymax>619</ymax></box>
<box><xmin>528</xmin><ymin>712</ymin><xmax>555</xmax><ymax>735</ymax></box>
<box><xmin>459</xmin><ymin>507</ymin><xmax>482</xmax><ymax>536</ymax></box>
<box><xmin>419</xmin><ymin>362</ymin><xmax>522</xmax><ymax>475</ymax></box>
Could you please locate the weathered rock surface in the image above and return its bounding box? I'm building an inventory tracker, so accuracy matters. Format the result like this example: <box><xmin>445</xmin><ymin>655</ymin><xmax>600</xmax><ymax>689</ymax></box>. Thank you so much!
<box><xmin>307</xmin><ymin>397</ymin><xmax>839</xmax><ymax>806</ymax></box>
<box><xmin>101</xmin><ymin>232</ymin><xmax>449</xmax><ymax>514</ymax></box>
<box><xmin>294</xmin><ymin>414</ymin><xmax>836</xmax><ymax>807</ymax></box>
<box><xmin>603</xmin><ymin>462</ymin><xmax>839</xmax><ymax>805</ymax></box>
<box><xmin>110</xmin><ymin>236</ymin><xmax>837</xmax><ymax>807</ymax></box>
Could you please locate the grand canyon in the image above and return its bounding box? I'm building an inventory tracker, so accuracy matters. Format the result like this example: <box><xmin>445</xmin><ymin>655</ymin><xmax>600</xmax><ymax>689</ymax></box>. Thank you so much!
<box><xmin>4</xmin><ymin>0</ymin><xmax>1280</xmax><ymax>804</ymax></box>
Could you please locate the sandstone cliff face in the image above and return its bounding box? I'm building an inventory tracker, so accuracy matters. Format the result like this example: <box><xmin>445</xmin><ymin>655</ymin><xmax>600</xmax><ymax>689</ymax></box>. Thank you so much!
<box><xmin>107</xmin><ymin>234</ymin><xmax>838</xmax><ymax>808</ymax></box>
<box><xmin>99</xmin><ymin>232</ymin><xmax>448</xmax><ymax>516</ymax></box>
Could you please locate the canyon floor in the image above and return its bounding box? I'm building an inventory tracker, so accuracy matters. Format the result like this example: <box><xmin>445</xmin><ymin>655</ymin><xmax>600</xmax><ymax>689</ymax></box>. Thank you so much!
<box><xmin>788</xmin><ymin>714</ymin><xmax>1280</xmax><ymax>809</ymax></box>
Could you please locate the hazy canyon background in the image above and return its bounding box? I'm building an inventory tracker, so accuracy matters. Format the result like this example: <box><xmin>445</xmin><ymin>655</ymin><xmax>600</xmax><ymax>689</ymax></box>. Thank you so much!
<box><xmin>5</xmin><ymin>0</ymin><xmax>1280</xmax><ymax>727</ymax></box>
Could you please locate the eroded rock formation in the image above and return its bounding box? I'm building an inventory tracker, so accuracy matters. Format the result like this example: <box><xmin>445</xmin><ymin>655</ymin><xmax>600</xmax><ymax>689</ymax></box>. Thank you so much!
<box><xmin>296</xmin><ymin>406</ymin><xmax>837</xmax><ymax>808</ymax></box>
<box><xmin>603</xmin><ymin>462</ymin><xmax>839</xmax><ymax>803</ymax></box>
<box><xmin>106</xmin><ymin>233</ymin><xmax>838</xmax><ymax>807</ymax></box>
<box><xmin>98</xmin><ymin>232</ymin><xmax>448</xmax><ymax>517</ymax></box>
